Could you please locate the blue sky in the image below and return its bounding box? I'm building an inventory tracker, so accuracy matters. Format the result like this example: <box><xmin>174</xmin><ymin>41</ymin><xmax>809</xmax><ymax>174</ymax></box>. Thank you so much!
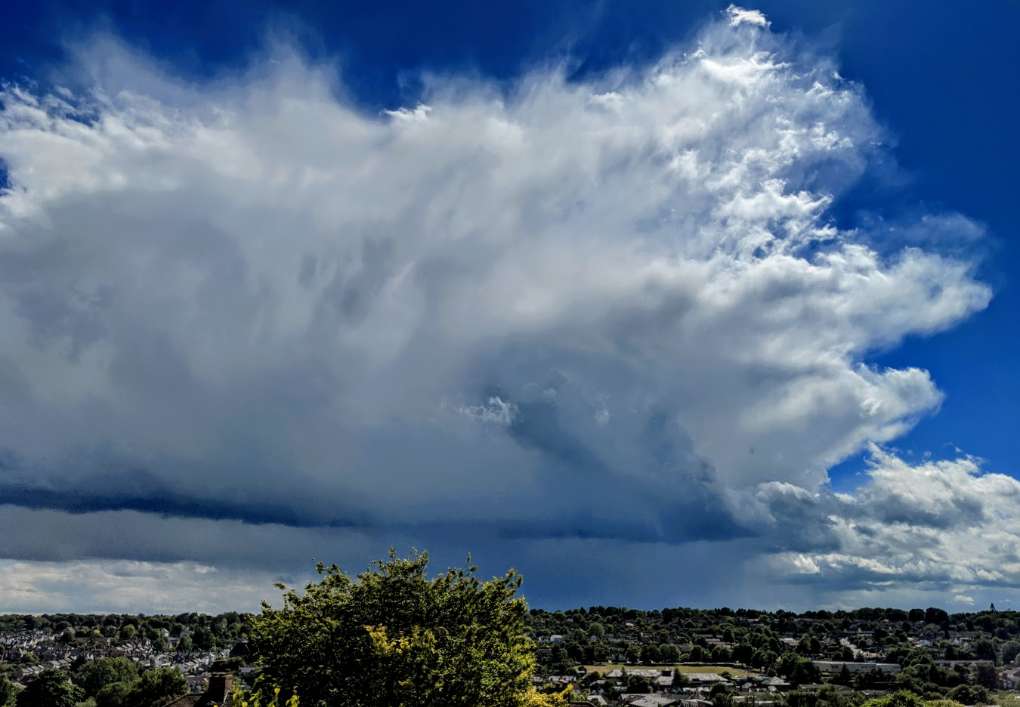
<box><xmin>0</xmin><ymin>0</ymin><xmax>1018</xmax><ymax>613</ymax></box>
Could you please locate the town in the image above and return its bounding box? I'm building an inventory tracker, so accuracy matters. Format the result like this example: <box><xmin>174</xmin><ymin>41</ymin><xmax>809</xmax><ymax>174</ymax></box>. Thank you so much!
<box><xmin>528</xmin><ymin>605</ymin><xmax>1020</xmax><ymax>707</ymax></box>
<box><xmin>0</xmin><ymin>612</ymin><xmax>244</xmax><ymax>705</ymax></box>
<box><xmin>2</xmin><ymin>605</ymin><xmax>1020</xmax><ymax>706</ymax></box>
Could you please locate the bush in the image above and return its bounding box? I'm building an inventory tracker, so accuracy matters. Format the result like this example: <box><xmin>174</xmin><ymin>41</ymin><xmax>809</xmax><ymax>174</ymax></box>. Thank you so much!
<box><xmin>862</xmin><ymin>691</ymin><xmax>926</xmax><ymax>707</ymax></box>
<box><xmin>946</xmin><ymin>685</ymin><xmax>990</xmax><ymax>705</ymax></box>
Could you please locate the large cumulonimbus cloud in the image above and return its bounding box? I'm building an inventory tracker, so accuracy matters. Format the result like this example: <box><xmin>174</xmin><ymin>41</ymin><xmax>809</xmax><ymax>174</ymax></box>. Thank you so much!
<box><xmin>0</xmin><ymin>6</ymin><xmax>1005</xmax><ymax>610</ymax></box>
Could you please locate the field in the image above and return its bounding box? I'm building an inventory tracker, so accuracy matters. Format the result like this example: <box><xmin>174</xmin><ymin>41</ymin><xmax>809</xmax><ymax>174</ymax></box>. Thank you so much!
<box><xmin>582</xmin><ymin>664</ymin><xmax>757</xmax><ymax>678</ymax></box>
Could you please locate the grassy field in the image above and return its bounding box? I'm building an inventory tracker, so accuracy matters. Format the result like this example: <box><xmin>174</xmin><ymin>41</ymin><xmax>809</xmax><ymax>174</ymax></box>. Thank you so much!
<box><xmin>582</xmin><ymin>664</ymin><xmax>757</xmax><ymax>678</ymax></box>
<box><xmin>993</xmin><ymin>693</ymin><xmax>1020</xmax><ymax>707</ymax></box>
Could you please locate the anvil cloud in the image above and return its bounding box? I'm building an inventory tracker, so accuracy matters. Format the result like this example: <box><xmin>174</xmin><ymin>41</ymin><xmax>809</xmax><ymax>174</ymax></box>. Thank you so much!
<box><xmin>0</xmin><ymin>6</ymin><xmax>1003</xmax><ymax>611</ymax></box>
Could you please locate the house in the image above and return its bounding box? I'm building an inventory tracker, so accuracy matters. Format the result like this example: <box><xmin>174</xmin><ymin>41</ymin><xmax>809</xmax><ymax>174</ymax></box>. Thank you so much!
<box><xmin>684</xmin><ymin>672</ymin><xmax>730</xmax><ymax>685</ymax></box>
<box><xmin>623</xmin><ymin>694</ymin><xmax>681</xmax><ymax>707</ymax></box>
<box><xmin>812</xmin><ymin>661</ymin><xmax>900</xmax><ymax>675</ymax></box>
<box><xmin>546</xmin><ymin>675</ymin><xmax>577</xmax><ymax>687</ymax></box>
<box><xmin>608</xmin><ymin>668</ymin><xmax>668</xmax><ymax>680</ymax></box>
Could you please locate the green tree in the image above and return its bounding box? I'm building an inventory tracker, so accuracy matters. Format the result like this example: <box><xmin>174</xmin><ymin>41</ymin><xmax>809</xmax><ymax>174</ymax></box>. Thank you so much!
<box><xmin>751</xmin><ymin>648</ymin><xmax>777</xmax><ymax>670</ymax></box>
<box><xmin>778</xmin><ymin>653</ymin><xmax>820</xmax><ymax>685</ymax></box>
<box><xmin>711</xmin><ymin>644</ymin><xmax>732</xmax><ymax>662</ymax></box>
<box><xmin>797</xmin><ymin>635</ymin><xmax>821</xmax><ymax>656</ymax></box>
<box><xmin>93</xmin><ymin>668</ymin><xmax>186</xmax><ymax>707</ymax></box>
<box><xmin>15</xmin><ymin>670</ymin><xmax>84</xmax><ymax>707</ymax></box>
<box><xmin>250</xmin><ymin>551</ymin><xmax>543</xmax><ymax>707</ymax></box>
<box><xmin>711</xmin><ymin>683</ymin><xmax>733</xmax><ymax>707</ymax></box>
<box><xmin>947</xmin><ymin>684</ymin><xmax>990</xmax><ymax>705</ymax></box>
<box><xmin>191</xmin><ymin>626</ymin><xmax>214</xmax><ymax>651</ymax></box>
<box><xmin>95</xmin><ymin>681</ymin><xmax>133</xmax><ymax>707</ymax></box>
<box><xmin>0</xmin><ymin>674</ymin><xmax>17</xmax><ymax>707</ymax></box>
<box><xmin>689</xmin><ymin>644</ymin><xmax>708</xmax><ymax>662</ymax></box>
<box><xmin>659</xmin><ymin>643</ymin><xmax>680</xmax><ymax>662</ymax></box>
<box><xmin>732</xmin><ymin>643</ymin><xmax>754</xmax><ymax>665</ymax></box>
<box><xmin>124</xmin><ymin>668</ymin><xmax>187</xmax><ymax>707</ymax></box>
<box><xmin>627</xmin><ymin>675</ymin><xmax>651</xmax><ymax>693</ymax></box>
<box><xmin>1003</xmin><ymin>640</ymin><xmax>1020</xmax><ymax>664</ymax></box>
<box><xmin>973</xmin><ymin>663</ymin><xmax>997</xmax><ymax>690</ymax></box>
<box><xmin>971</xmin><ymin>639</ymin><xmax>997</xmax><ymax>663</ymax></box>
<box><xmin>626</xmin><ymin>643</ymin><xmax>642</xmax><ymax>663</ymax></box>
<box><xmin>641</xmin><ymin>643</ymin><xmax>662</xmax><ymax>663</ymax></box>
<box><xmin>74</xmin><ymin>658</ymin><xmax>140</xmax><ymax>698</ymax></box>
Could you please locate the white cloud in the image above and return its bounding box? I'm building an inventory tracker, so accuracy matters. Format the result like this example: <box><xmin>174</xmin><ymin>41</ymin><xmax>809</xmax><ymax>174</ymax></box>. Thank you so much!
<box><xmin>0</xmin><ymin>10</ymin><xmax>998</xmax><ymax>608</ymax></box>
<box><xmin>0</xmin><ymin>559</ymin><xmax>283</xmax><ymax>613</ymax></box>
<box><xmin>753</xmin><ymin>446</ymin><xmax>1020</xmax><ymax>606</ymax></box>
<box><xmin>726</xmin><ymin>5</ymin><xmax>771</xmax><ymax>29</ymax></box>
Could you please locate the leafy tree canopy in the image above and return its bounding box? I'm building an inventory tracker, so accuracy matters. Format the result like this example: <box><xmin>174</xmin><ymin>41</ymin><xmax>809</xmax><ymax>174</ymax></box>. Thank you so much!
<box><xmin>862</xmin><ymin>691</ymin><xmax>926</xmax><ymax>707</ymax></box>
<box><xmin>74</xmin><ymin>658</ymin><xmax>140</xmax><ymax>698</ymax></box>
<box><xmin>15</xmin><ymin>670</ymin><xmax>83</xmax><ymax>707</ymax></box>
<box><xmin>126</xmin><ymin>667</ymin><xmax>187</xmax><ymax>707</ymax></box>
<box><xmin>93</xmin><ymin>667</ymin><xmax>186</xmax><ymax>707</ymax></box>
<box><xmin>250</xmin><ymin>550</ymin><xmax>568</xmax><ymax>707</ymax></box>
<box><xmin>947</xmin><ymin>684</ymin><xmax>990</xmax><ymax>705</ymax></box>
<box><xmin>0</xmin><ymin>674</ymin><xmax>16</xmax><ymax>707</ymax></box>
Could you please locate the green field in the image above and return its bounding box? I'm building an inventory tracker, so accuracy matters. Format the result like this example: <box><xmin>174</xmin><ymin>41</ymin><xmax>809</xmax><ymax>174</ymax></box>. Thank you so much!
<box><xmin>582</xmin><ymin>664</ymin><xmax>757</xmax><ymax>678</ymax></box>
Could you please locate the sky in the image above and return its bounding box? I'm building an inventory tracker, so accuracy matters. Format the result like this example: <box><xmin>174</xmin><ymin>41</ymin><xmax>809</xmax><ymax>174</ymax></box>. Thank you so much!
<box><xmin>0</xmin><ymin>0</ymin><xmax>1018</xmax><ymax>614</ymax></box>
